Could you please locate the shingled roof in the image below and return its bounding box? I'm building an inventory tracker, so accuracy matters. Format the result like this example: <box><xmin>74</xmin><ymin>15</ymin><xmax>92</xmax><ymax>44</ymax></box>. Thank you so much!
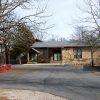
<box><xmin>32</xmin><ymin>41</ymin><xmax>88</xmax><ymax>48</ymax></box>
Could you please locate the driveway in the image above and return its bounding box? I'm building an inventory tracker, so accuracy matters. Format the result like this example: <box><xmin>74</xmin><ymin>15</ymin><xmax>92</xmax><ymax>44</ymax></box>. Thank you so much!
<box><xmin>0</xmin><ymin>64</ymin><xmax>100</xmax><ymax>100</ymax></box>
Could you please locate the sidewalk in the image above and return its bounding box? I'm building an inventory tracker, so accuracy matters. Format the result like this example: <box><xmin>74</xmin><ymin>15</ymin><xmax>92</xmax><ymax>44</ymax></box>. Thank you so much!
<box><xmin>13</xmin><ymin>63</ymin><xmax>65</xmax><ymax>66</ymax></box>
<box><xmin>12</xmin><ymin>63</ymin><xmax>65</xmax><ymax>69</ymax></box>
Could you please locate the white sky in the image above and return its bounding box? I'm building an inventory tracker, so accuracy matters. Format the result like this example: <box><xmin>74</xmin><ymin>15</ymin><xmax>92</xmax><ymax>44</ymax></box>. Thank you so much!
<box><xmin>15</xmin><ymin>0</ymin><xmax>85</xmax><ymax>40</ymax></box>
<box><xmin>46</xmin><ymin>0</ymin><xmax>85</xmax><ymax>40</ymax></box>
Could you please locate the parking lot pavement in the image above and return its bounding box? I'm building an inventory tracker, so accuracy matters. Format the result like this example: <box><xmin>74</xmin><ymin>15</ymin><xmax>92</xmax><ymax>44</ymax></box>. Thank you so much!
<box><xmin>0</xmin><ymin>64</ymin><xmax>100</xmax><ymax>100</ymax></box>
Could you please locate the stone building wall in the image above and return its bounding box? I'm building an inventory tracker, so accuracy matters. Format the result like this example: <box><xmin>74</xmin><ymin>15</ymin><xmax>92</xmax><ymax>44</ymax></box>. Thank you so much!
<box><xmin>32</xmin><ymin>47</ymin><xmax>100</xmax><ymax>65</ymax></box>
<box><xmin>62</xmin><ymin>47</ymin><xmax>100</xmax><ymax>65</ymax></box>
<box><xmin>93</xmin><ymin>48</ymin><xmax>100</xmax><ymax>65</ymax></box>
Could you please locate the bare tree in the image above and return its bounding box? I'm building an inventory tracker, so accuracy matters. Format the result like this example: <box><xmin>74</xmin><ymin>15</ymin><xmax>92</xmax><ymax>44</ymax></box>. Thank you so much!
<box><xmin>0</xmin><ymin>0</ymin><xmax>48</xmax><ymax>32</ymax></box>
<box><xmin>78</xmin><ymin>0</ymin><xmax>100</xmax><ymax>33</ymax></box>
<box><xmin>0</xmin><ymin>0</ymin><xmax>49</xmax><ymax>64</ymax></box>
<box><xmin>71</xmin><ymin>26</ymin><xmax>86</xmax><ymax>41</ymax></box>
<box><xmin>72</xmin><ymin>0</ymin><xmax>100</xmax><ymax>66</ymax></box>
<box><xmin>72</xmin><ymin>26</ymin><xmax>100</xmax><ymax>67</ymax></box>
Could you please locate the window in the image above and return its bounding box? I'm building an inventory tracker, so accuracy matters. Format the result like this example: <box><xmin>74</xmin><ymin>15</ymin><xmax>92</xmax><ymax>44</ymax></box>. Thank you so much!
<box><xmin>74</xmin><ymin>48</ymin><xmax>82</xmax><ymax>59</ymax></box>
<box><xmin>54</xmin><ymin>53</ymin><xmax>61</xmax><ymax>61</ymax></box>
<box><xmin>53</xmin><ymin>49</ymin><xmax>61</xmax><ymax>61</ymax></box>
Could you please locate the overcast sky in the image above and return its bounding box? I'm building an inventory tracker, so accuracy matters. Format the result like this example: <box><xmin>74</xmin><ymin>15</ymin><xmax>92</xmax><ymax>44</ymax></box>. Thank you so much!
<box><xmin>16</xmin><ymin>0</ymin><xmax>85</xmax><ymax>40</ymax></box>
<box><xmin>46</xmin><ymin>0</ymin><xmax>85</xmax><ymax>40</ymax></box>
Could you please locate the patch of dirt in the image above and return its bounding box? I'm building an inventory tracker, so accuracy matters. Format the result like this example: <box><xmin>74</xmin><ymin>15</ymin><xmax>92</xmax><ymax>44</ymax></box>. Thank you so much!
<box><xmin>0</xmin><ymin>96</ymin><xmax>9</xmax><ymax>100</ymax></box>
<box><xmin>0</xmin><ymin>89</ymin><xmax>68</xmax><ymax>100</ymax></box>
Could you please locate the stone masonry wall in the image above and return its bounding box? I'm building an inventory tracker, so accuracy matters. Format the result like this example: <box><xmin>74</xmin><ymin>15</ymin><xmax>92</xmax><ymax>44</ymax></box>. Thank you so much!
<box><xmin>62</xmin><ymin>47</ymin><xmax>100</xmax><ymax>65</ymax></box>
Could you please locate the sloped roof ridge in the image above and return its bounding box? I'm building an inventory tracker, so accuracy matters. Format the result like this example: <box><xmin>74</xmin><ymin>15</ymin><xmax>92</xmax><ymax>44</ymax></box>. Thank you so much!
<box><xmin>32</xmin><ymin>41</ymin><xmax>87</xmax><ymax>48</ymax></box>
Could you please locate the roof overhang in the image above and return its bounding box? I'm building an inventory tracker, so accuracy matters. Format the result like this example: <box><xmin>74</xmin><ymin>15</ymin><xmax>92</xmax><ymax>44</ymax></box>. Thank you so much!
<box><xmin>32</xmin><ymin>48</ymin><xmax>40</xmax><ymax>54</ymax></box>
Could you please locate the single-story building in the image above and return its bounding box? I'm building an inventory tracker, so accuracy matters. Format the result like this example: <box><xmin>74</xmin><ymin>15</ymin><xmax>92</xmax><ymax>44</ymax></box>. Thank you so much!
<box><xmin>28</xmin><ymin>41</ymin><xmax>100</xmax><ymax>65</ymax></box>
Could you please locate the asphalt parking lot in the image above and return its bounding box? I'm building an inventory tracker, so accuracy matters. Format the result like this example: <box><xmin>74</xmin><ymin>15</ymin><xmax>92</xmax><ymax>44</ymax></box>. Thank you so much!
<box><xmin>0</xmin><ymin>64</ymin><xmax>100</xmax><ymax>100</ymax></box>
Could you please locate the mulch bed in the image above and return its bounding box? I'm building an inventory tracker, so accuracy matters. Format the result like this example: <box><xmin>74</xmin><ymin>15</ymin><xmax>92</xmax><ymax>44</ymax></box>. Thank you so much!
<box><xmin>0</xmin><ymin>65</ymin><xmax>12</xmax><ymax>73</ymax></box>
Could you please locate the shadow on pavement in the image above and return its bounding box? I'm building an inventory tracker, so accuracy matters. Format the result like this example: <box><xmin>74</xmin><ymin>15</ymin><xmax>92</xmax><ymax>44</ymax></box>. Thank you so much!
<box><xmin>83</xmin><ymin>65</ymin><xmax>100</xmax><ymax>72</ymax></box>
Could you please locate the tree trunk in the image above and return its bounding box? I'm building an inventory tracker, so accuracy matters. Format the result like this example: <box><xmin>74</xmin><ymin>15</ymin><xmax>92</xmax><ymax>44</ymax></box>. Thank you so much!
<box><xmin>5</xmin><ymin>46</ymin><xmax>10</xmax><ymax>64</ymax></box>
<box><xmin>27</xmin><ymin>52</ymin><xmax>30</xmax><ymax>63</ymax></box>
<box><xmin>4</xmin><ymin>45</ymin><xmax>7</xmax><ymax>64</ymax></box>
<box><xmin>8</xmin><ymin>51</ymin><xmax>10</xmax><ymax>64</ymax></box>
<box><xmin>36</xmin><ymin>53</ymin><xmax>38</xmax><ymax>63</ymax></box>
<box><xmin>4</xmin><ymin>51</ymin><xmax>6</xmax><ymax>64</ymax></box>
<box><xmin>19</xmin><ymin>55</ymin><xmax>21</xmax><ymax>64</ymax></box>
<box><xmin>90</xmin><ymin>49</ymin><xmax>94</xmax><ymax>67</ymax></box>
